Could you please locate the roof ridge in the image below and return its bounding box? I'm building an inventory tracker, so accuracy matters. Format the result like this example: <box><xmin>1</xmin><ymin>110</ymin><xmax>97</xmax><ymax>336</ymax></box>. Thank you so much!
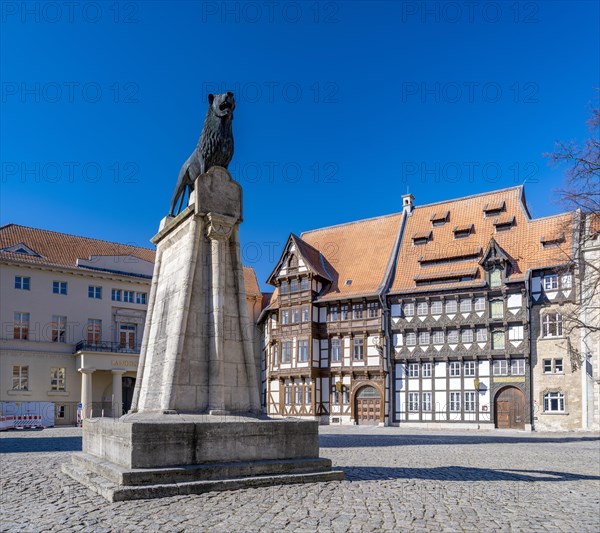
<box><xmin>301</xmin><ymin>211</ymin><xmax>403</xmax><ymax>236</ymax></box>
<box><xmin>413</xmin><ymin>185</ymin><xmax>524</xmax><ymax>211</ymax></box>
<box><xmin>0</xmin><ymin>223</ymin><xmax>155</xmax><ymax>252</ymax></box>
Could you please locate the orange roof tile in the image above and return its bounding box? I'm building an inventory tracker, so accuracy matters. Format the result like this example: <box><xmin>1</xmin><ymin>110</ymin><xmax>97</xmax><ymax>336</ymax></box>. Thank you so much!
<box><xmin>0</xmin><ymin>224</ymin><xmax>155</xmax><ymax>270</ymax></box>
<box><xmin>390</xmin><ymin>186</ymin><xmax>575</xmax><ymax>293</ymax></box>
<box><xmin>300</xmin><ymin>213</ymin><xmax>404</xmax><ymax>302</ymax></box>
<box><xmin>242</xmin><ymin>266</ymin><xmax>262</xmax><ymax>297</ymax></box>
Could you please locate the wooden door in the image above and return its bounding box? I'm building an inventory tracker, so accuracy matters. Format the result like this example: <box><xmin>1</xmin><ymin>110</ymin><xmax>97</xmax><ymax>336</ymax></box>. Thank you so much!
<box><xmin>355</xmin><ymin>386</ymin><xmax>381</xmax><ymax>425</ymax></box>
<box><xmin>495</xmin><ymin>387</ymin><xmax>526</xmax><ymax>429</ymax></box>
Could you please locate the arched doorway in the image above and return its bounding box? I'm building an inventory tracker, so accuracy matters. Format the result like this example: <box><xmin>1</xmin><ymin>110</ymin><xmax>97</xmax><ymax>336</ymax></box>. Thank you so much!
<box><xmin>122</xmin><ymin>377</ymin><xmax>136</xmax><ymax>414</ymax></box>
<box><xmin>494</xmin><ymin>386</ymin><xmax>526</xmax><ymax>429</ymax></box>
<box><xmin>355</xmin><ymin>385</ymin><xmax>381</xmax><ymax>425</ymax></box>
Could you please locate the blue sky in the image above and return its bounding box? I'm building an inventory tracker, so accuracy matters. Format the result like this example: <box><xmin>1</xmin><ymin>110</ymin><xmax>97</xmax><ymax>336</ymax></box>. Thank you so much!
<box><xmin>1</xmin><ymin>1</ymin><xmax>598</xmax><ymax>290</ymax></box>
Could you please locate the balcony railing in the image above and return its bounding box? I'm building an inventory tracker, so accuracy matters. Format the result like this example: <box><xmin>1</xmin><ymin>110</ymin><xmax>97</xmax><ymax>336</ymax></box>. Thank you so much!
<box><xmin>74</xmin><ymin>340</ymin><xmax>141</xmax><ymax>354</ymax></box>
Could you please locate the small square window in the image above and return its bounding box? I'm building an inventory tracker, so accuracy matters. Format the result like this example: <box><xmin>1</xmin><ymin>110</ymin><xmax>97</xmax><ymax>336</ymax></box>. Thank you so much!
<box><xmin>405</xmin><ymin>332</ymin><xmax>417</xmax><ymax>346</ymax></box>
<box><xmin>445</xmin><ymin>300</ymin><xmax>457</xmax><ymax>314</ymax></box>
<box><xmin>544</xmin><ymin>392</ymin><xmax>564</xmax><ymax>412</ymax></box>
<box><xmin>417</xmin><ymin>302</ymin><xmax>428</xmax><ymax>316</ymax></box>
<box><xmin>88</xmin><ymin>286</ymin><xmax>102</xmax><ymax>299</ymax></box>
<box><xmin>543</xmin><ymin>274</ymin><xmax>558</xmax><ymax>290</ymax></box>
<box><xmin>543</xmin><ymin>359</ymin><xmax>553</xmax><ymax>373</ymax></box>
<box><xmin>136</xmin><ymin>292</ymin><xmax>147</xmax><ymax>305</ymax></box>
<box><xmin>464</xmin><ymin>361</ymin><xmax>476</xmax><ymax>377</ymax></box>
<box><xmin>460</xmin><ymin>299</ymin><xmax>472</xmax><ymax>313</ymax></box>
<box><xmin>449</xmin><ymin>362</ymin><xmax>461</xmax><ymax>376</ymax></box>
<box><xmin>15</xmin><ymin>276</ymin><xmax>31</xmax><ymax>290</ymax></box>
<box><xmin>418</xmin><ymin>331</ymin><xmax>430</xmax><ymax>345</ymax></box>
<box><xmin>53</xmin><ymin>281</ymin><xmax>67</xmax><ymax>295</ymax></box>
<box><xmin>511</xmin><ymin>359</ymin><xmax>525</xmax><ymax>376</ymax></box>
<box><xmin>555</xmin><ymin>359</ymin><xmax>563</xmax><ymax>373</ymax></box>
<box><xmin>474</xmin><ymin>297</ymin><xmax>485</xmax><ymax>311</ymax></box>
<box><xmin>430</xmin><ymin>301</ymin><xmax>442</xmax><ymax>314</ymax></box>
<box><xmin>432</xmin><ymin>330</ymin><xmax>444</xmax><ymax>344</ymax></box>
<box><xmin>493</xmin><ymin>360</ymin><xmax>509</xmax><ymax>376</ymax></box>
<box><xmin>408</xmin><ymin>363</ymin><xmax>419</xmax><ymax>377</ymax></box>
<box><xmin>447</xmin><ymin>329</ymin><xmax>459</xmax><ymax>344</ymax></box>
<box><xmin>123</xmin><ymin>290</ymin><xmax>135</xmax><ymax>303</ymax></box>
<box><xmin>403</xmin><ymin>302</ymin><xmax>415</xmax><ymax>317</ymax></box>
<box><xmin>112</xmin><ymin>289</ymin><xmax>122</xmax><ymax>301</ymax></box>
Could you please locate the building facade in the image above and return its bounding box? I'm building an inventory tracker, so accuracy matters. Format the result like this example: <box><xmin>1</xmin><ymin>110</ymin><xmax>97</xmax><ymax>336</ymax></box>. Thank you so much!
<box><xmin>261</xmin><ymin>186</ymin><xmax>597</xmax><ymax>430</ymax></box>
<box><xmin>0</xmin><ymin>224</ymin><xmax>264</xmax><ymax>426</ymax></box>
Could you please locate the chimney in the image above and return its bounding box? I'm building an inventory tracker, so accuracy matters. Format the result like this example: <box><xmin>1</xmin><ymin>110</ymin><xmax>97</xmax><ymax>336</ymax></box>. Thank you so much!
<box><xmin>402</xmin><ymin>193</ymin><xmax>415</xmax><ymax>214</ymax></box>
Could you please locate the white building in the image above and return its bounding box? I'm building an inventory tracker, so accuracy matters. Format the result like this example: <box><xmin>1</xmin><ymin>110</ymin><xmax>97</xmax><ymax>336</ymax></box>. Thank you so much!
<box><xmin>0</xmin><ymin>224</ymin><xmax>265</xmax><ymax>425</ymax></box>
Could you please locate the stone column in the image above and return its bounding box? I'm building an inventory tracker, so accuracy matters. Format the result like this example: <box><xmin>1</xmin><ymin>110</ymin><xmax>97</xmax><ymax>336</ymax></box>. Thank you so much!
<box><xmin>206</xmin><ymin>211</ymin><xmax>236</xmax><ymax>414</ymax></box>
<box><xmin>79</xmin><ymin>368</ymin><xmax>95</xmax><ymax>419</ymax></box>
<box><xmin>111</xmin><ymin>370</ymin><xmax>126</xmax><ymax>417</ymax></box>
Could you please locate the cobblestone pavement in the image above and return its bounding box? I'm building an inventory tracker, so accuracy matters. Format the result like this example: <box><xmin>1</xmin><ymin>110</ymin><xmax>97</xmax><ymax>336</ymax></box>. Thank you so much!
<box><xmin>1</xmin><ymin>426</ymin><xmax>599</xmax><ymax>532</ymax></box>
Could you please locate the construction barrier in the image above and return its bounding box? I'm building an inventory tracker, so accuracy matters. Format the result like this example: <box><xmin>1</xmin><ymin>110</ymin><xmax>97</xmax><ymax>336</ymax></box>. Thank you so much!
<box><xmin>0</xmin><ymin>416</ymin><xmax>15</xmax><ymax>431</ymax></box>
<box><xmin>14</xmin><ymin>415</ymin><xmax>42</xmax><ymax>429</ymax></box>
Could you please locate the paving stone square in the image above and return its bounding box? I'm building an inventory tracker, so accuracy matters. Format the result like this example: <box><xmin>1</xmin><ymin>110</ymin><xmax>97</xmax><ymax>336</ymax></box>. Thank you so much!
<box><xmin>1</xmin><ymin>426</ymin><xmax>599</xmax><ymax>532</ymax></box>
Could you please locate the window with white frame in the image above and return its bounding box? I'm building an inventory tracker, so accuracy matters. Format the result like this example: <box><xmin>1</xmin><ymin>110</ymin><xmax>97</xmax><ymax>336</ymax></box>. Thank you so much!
<box><xmin>492</xmin><ymin>359</ymin><xmax>509</xmax><ymax>375</ymax></box>
<box><xmin>432</xmin><ymin>330</ymin><xmax>444</xmax><ymax>344</ymax></box>
<box><xmin>561</xmin><ymin>274</ymin><xmax>572</xmax><ymax>289</ymax></box>
<box><xmin>341</xmin><ymin>305</ymin><xmax>349</xmax><ymax>320</ymax></box>
<box><xmin>305</xmin><ymin>381</ymin><xmax>312</xmax><ymax>405</ymax></box>
<box><xmin>460</xmin><ymin>299</ymin><xmax>472</xmax><ymax>313</ymax></box>
<box><xmin>50</xmin><ymin>367</ymin><xmax>66</xmax><ymax>391</ymax></box>
<box><xmin>408</xmin><ymin>363</ymin><xmax>419</xmax><ymax>377</ymax></box>
<box><xmin>464</xmin><ymin>361</ymin><xmax>476</xmax><ymax>377</ymax></box>
<box><xmin>281</xmin><ymin>341</ymin><xmax>292</xmax><ymax>363</ymax></box>
<box><xmin>405</xmin><ymin>332</ymin><xmax>417</xmax><ymax>346</ymax></box>
<box><xmin>422</xmin><ymin>392</ymin><xmax>432</xmax><ymax>411</ymax></box>
<box><xmin>449</xmin><ymin>392</ymin><xmax>461</xmax><ymax>411</ymax></box>
<box><xmin>511</xmin><ymin>359</ymin><xmax>525</xmax><ymax>375</ymax></box>
<box><xmin>297</xmin><ymin>340</ymin><xmax>309</xmax><ymax>362</ymax></box>
<box><xmin>476</xmin><ymin>327</ymin><xmax>488</xmax><ymax>342</ymax></box>
<box><xmin>15</xmin><ymin>276</ymin><xmax>30</xmax><ymax>290</ymax></box>
<box><xmin>353</xmin><ymin>337</ymin><xmax>364</xmax><ymax>360</ymax></box>
<box><xmin>542</xmin><ymin>313</ymin><xmax>563</xmax><ymax>337</ymax></box>
<box><xmin>543</xmin><ymin>392</ymin><xmax>565</xmax><ymax>412</ymax></box>
<box><xmin>508</xmin><ymin>325</ymin><xmax>524</xmax><ymax>341</ymax></box>
<box><xmin>331</xmin><ymin>339</ymin><xmax>341</xmax><ymax>362</ymax></box>
<box><xmin>447</xmin><ymin>329</ymin><xmax>459</xmax><ymax>344</ymax></box>
<box><xmin>88</xmin><ymin>286</ymin><xmax>102</xmax><ymax>299</ymax></box>
<box><xmin>52</xmin><ymin>281</ymin><xmax>67</xmax><ymax>295</ymax></box>
<box><xmin>464</xmin><ymin>392</ymin><xmax>476</xmax><ymax>412</ymax></box>
<box><xmin>52</xmin><ymin>315</ymin><xmax>67</xmax><ymax>343</ymax></box>
<box><xmin>408</xmin><ymin>392</ymin><xmax>419</xmax><ymax>411</ymax></box>
<box><xmin>292</xmin><ymin>309</ymin><xmax>299</xmax><ymax>323</ymax></box>
<box><xmin>543</xmin><ymin>274</ymin><xmax>558</xmax><ymax>290</ymax></box>
<box><xmin>13</xmin><ymin>312</ymin><xmax>29</xmax><ymax>340</ymax></box>
<box><xmin>302</xmin><ymin>306</ymin><xmax>310</xmax><ymax>322</ymax></box>
<box><xmin>419</xmin><ymin>331</ymin><xmax>430</xmax><ymax>345</ymax></box>
<box><xmin>403</xmin><ymin>302</ymin><xmax>415</xmax><ymax>317</ymax></box>
<box><xmin>449</xmin><ymin>362</ymin><xmax>461</xmax><ymax>376</ymax></box>
<box><xmin>417</xmin><ymin>302</ymin><xmax>428</xmax><ymax>316</ymax></box>
<box><xmin>461</xmin><ymin>328</ymin><xmax>473</xmax><ymax>343</ymax></box>
<box><xmin>430</xmin><ymin>301</ymin><xmax>442</xmax><ymax>314</ymax></box>
<box><xmin>123</xmin><ymin>290</ymin><xmax>135</xmax><ymax>303</ymax></box>
<box><xmin>367</xmin><ymin>302</ymin><xmax>378</xmax><ymax>318</ymax></box>
<box><xmin>353</xmin><ymin>303</ymin><xmax>364</xmax><ymax>319</ymax></box>
<box><xmin>272</xmin><ymin>344</ymin><xmax>279</xmax><ymax>366</ymax></box>
<box><xmin>282</xmin><ymin>310</ymin><xmax>289</xmax><ymax>324</ymax></box>
<box><xmin>12</xmin><ymin>365</ymin><xmax>29</xmax><ymax>390</ymax></box>
<box><xmin>445</xmin><ymin>299</ymin><xmax>457</xmax><ymax>314</ymax></box>
<box><xmin>329</xmin><ymin>306</ymin><xmax>338</xmax><ymax>321</ymax></box>
<box><xmin>422</xmin><ymin>363</ymin><xmax>432</xmax><ymax>377</ymax></box>
<box><xmin>295</xmin><ymin>385</ymin><xmax>302</xmax><ymax>405</ymax></box>
<box><xmin>544</xmin><ymin>358</ymin><xmax>563</xmax><ymax>374</ymax></box>
<box><xmin>492</xmin><ymin>330</ymin><xmax>505</xmax><ymax>350</ymax></box>
<box><xmin>284</xmin><ymin>385</ymin><xmax>292</xmax><ymax>405</ymax></box>
<box><xmin>136</xmin><ymin>292</ymin><xmax>147</xmax><ymax>304</ymax></box>
<box><xmin>111</xmin><ymin>289</ymin><xmax>122</xmax><ymax>301</ymax></box>
<box><xmin>474</xmin><ymin>297</ymin><xmax>485</xmax><ymax>311</ymax></box>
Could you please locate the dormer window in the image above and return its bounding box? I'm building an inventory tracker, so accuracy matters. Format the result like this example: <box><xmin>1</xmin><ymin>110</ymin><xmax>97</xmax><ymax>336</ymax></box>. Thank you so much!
<box><xmin>483</xmin><ymin>200</ymin><xmax>506</xmax><ymax>217</ymax></box>
<box><xmin>412</xmin><ymin>231</ymin><xmax>432</xmax><ymax>245</ymax></box>
<box><xmin>493</xmin><ymin>216</ymin><xmax>515</xmax><ymax>232</ymax></box>
<box><xmin>489</xmin><ymin>267</ymin><xmax>503</xmax><ymax>288</ymax></box>
<box><xmin>430</xmin><ymin>211</ymin><xmax>449</xmax><ymax>227</ymax></box>
<box><xmin>453</xmin><ymin>224</ymin><xmax>474</xmax><ymax>239</ymax></box>
<box><xmin>540</xmin><ymin>232</ymin><xmax>565</xmax><ymax>248</ymax></box>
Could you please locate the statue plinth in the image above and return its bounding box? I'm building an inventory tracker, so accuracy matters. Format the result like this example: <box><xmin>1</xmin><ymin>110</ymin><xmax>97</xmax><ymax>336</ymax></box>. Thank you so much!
<box><xmin>62</xmin><ymin>167</ymin><xmax>342</xmax><ymax>501</ymax></box>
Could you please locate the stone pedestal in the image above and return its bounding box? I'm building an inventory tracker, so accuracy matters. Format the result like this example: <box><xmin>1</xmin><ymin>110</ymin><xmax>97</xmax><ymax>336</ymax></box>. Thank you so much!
<box><xmin>62</xmin><ymin>167</ymin><xmax>342</xmax><ymax>501</ymax></box>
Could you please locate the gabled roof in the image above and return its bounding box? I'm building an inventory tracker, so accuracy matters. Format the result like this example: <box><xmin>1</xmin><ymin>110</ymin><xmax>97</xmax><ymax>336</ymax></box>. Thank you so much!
<box><xmin>390</xmin><ymin>186</ymin><xmax>575</xmax><ymax>293</ymax></box>
<box><xmin>266</xmin><ymin>233</ymin><xmax>332</xmax><ymax>285</ymax></box>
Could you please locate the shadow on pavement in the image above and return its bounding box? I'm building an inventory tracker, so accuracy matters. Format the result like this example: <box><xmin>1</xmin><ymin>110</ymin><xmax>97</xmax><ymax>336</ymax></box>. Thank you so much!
<box><xmin>0</xmin><ymin>436</ymin><xmax>82</xmax><ymax>453</ymax></box>
<box><xmin>339</xmin><ymin>465</ymin><xmax>600</xmax><ymax>482</ymax></box>
<box><xmin>320</xmin><ymin>434</ymin><xmax>600</xmax><ymax>448</ymax></box>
